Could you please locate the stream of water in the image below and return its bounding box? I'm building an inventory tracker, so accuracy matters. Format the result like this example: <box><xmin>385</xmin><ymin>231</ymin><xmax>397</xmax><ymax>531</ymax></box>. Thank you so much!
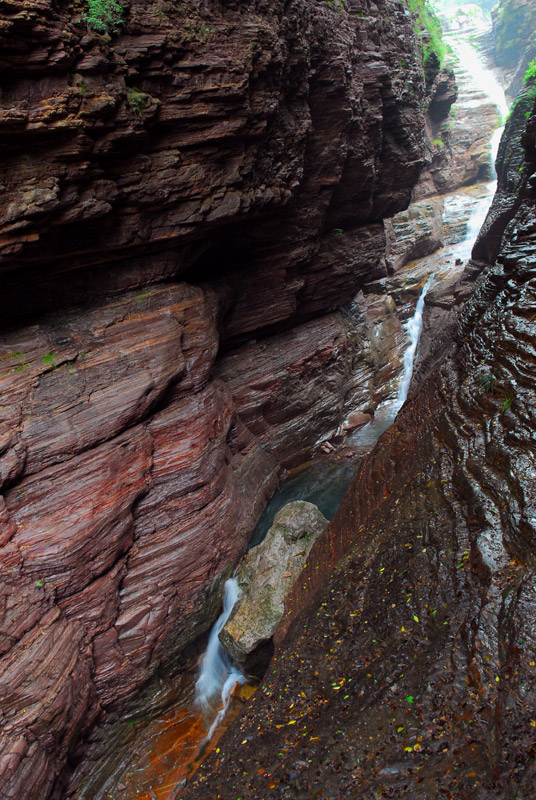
<box><xmin>195</xmin><ymin>273</ymin><xmax>434</xmax><ymax>735</ymax></box>
<box><xmin>345</xmin><ymin>276</ymin><xmax>432</xmax><ymax>450</ymax></box>
<box><xmin>77</xmin><ymin>26</ymin><xmax>512</xmax><ymax>800</ymax></box>
<box><xmin>195</xmin><ymin>578</ymin><xmax>246</xmax><ymax>741</ymax></box>
<box><xmin>192</xmin><ymin>30</ymin><xmax>512</xmax><ymax>747</ymax></box>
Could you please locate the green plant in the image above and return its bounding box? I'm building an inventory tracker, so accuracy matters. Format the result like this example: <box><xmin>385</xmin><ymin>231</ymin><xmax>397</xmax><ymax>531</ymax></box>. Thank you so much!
<box><xmin>500</xmin><ymin>393</ymin><xmax>512</xmax><ymax>414</ymax></box>
<box><xmin>73</xmin><ymin>74</ymin><xmax>87</xmax><ymax>97</ymax></box>
<box><xmin>324</xmin><ymin>0</ymin><xmax>346</xmax><ymax>10</ymax></box>
<box><xmin>6</xmin><ymin>350</ymin><xmax>30</xmax><ymax>374</ymax></box>
<box><xmin>506</xmin><ymin>57</ymin><xmax>536</xmax><ymax>121</ymax></box>
<box><xmin>126</xmin><ymin>87</ymin><xmax>149</xmax><ymax>115</ymax></box>
<box><xmin>524</xmin><ymin>58</ymin><xmax>536</xmax><ymax>86</ymax></box>
<box><xmin>198</xmin><ymin>23</ymin><xmax>216</xmax><ymax>40</ymax></box>
<box><xmin>42</xmin><ymin>353</ymin><xmax>56</xmax><ymax>369</ymax></box>
<box><xmin>505</xmin><ymin>80</ymin><xmax>536</xmax><ymax>125</ymax></box>
<box><xmin>83</xmin><ymin>0</ymin><xmax>125</xmax><ymax>34</ymax></box>
<box><xmin>432</xmin><ymin>137</ymin><xmax>444</xmax><ymax>148</ymax></box>
<box><xmin>407</xmin><ymin>0</ymin><xmax>447</xmax><ymax>66</ymax></box>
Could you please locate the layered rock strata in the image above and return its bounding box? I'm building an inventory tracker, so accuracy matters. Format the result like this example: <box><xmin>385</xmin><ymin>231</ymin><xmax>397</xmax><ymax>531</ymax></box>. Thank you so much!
<box><xmin>0</xmin><ymin>0</ymin><xmax>453</xmax><ymax>796</ymax></box>
<box><xmin>384</xmin><ymin>32</ymin><xmax>502</xmax><ymax>279</ymax></box>
<box><xmin>186</xmin><ymin>95</ymin><xmax>536</xmax><ymax>800</ymax></box>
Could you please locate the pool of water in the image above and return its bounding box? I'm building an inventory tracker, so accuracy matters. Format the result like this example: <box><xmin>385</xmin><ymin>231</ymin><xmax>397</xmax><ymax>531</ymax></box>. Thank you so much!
<box><xmin>247</xmin><ymin>457</ymin><xmax>358</xmax><ymax>549</ymax></box>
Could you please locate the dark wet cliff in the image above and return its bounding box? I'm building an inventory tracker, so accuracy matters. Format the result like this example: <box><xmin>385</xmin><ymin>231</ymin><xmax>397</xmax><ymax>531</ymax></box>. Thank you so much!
<box><xmin>0</xmin><ymin>1</ymin><xmax>455</xmax><ymax>797</ymax></box>
<box><xmin>185</xmin><ymin>88</ymin><xmax>536</xmax><ymax>800</ymax></box>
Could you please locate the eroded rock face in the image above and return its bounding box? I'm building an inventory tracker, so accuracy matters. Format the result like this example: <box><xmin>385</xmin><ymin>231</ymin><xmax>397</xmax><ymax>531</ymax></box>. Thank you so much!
<box><xmin>0</xmin><ymin>0</ymin><xmax>449</xmax><ymax>796</ymax></box>
<box><xmin>0</xmin><ymin>0</ymin><xmax>428</xmax><ymax>331</ymax></box>
<box><xmin>492</xmin><ymin>0</ymin><xmax>536</xmax><ymax>69</ymax></box>
<box><xmin>219</xmin><ymin>501</ymin><xmax>328</xmax><ymax>671</ymax></box>
<box><xmin>185</xmin><ymin>93</ymin><xmax>536</xmax><ymax>800</ymax></box>
<box><xmin>473</xmin><ymin>89</ymin><xmax>531</xmax><ymax>265</ymax></box>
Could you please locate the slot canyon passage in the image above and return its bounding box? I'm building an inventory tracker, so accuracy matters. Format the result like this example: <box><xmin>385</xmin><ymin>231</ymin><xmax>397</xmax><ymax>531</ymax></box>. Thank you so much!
<box><xmin>2</xmin><ymin>0</ymin><xmax>536</xmax><ymax>798</ymax></box>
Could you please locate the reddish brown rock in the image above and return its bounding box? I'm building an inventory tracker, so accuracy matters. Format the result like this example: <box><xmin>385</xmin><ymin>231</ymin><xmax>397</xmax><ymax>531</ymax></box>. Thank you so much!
<box><xmin>99</xmin><ymin>379</ymin><xmax>278</xmax><ymax>707</ymax></box>
<box><xmin>0</xmin><ymin>283</ymin><xmax>218</xmax><ymax>484</ymax></box>
<box><xmin>5</xmin><ymin>426</ymin><xmax>153</xmax><ymax>598</ymax></box>
<box><xmin>0</xmin><ymin>607</ymin><xmax>96</xmax><ymax>800</ymax></box>
<box><xmin>342</xmin><ymin>410</ymin><xmax>372</xmax><ymax>431</ymax></box>
<box><xmin>216</xmin><ymin>313</ymin><xmax>371</xmax><ymax>466</ymax></box>
<box><xmin>0</xmin><ymin>0</ymin><xmax>452</xmax><ymax>796</ymax></box>
<box><xmin>0</xmin><ymin>0</ymin><xmax>429</xmax><ymax>331</ymax></box>
<box><xmin>185</xmin><ymin>94</ymin><xmax>536</xmax><ymax>800</ymax></box>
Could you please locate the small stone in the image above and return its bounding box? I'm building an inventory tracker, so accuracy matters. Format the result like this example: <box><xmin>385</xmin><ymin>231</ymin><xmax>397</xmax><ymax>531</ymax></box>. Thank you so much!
<box><xmin>343</xmin><ymin>411</ymin><xmax>372</xmax><ymax>431</ymax></box>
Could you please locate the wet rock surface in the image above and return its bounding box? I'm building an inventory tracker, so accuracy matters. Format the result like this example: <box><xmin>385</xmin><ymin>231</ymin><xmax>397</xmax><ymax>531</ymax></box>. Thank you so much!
<box><xmin>220</xmin><ymin>501</ymin><xmax>328</xmax><ymax>671</ymax></box>
<box><xmin>185</xmin><ymin>107</ymin><xmax>536</xmax><ymax>800</ymax></box>
<box><xmin>0</xmin><ymin>0</ymin><xmax>448</xmax><ymax>797</ymax></box>
<box><xmin>383</xmin><ymin>27</ymin><xmax>503</xmax><ymax>288</ymax></box>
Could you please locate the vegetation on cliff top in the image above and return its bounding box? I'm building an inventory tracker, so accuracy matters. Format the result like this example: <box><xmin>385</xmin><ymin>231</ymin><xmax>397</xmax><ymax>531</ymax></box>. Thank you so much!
<box><xmin>408</xmin><ymin>0</ymin><xmax>447</xmax><ymax>66</ymax></box>
<box><xmin>492</xmin><ymin>0</ymin><xmax>536</xmax><ymax>68</ymax></box>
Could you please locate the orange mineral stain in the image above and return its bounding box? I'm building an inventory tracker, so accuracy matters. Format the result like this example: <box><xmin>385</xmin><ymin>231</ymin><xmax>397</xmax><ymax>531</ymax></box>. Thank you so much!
<box><xmin>118</xmin><ymin>678</ymin><xmax>256</xmax><ymax>800</ymax></box>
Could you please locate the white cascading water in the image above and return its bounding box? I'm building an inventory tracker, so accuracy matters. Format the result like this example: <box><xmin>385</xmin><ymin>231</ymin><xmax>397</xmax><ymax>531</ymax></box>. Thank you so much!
<box><xmin>446</xmin><ymin>36</ymin><xmax>509</xmax><ymax>261</ymax></box>
<box><xmin>451</xmin><ymin>38</ymin><xmax>509</xmax><ymax>123</ymax></box>
<box><xmin>347</xmin><ymin>278</ymin><xmax>433</xmax><ymax>449</ymax></box>
<box><xmin>395</xmin><ymin>276</ymin><xmax>433</xmax><ymax>410</ymax></box>
<box><xmin>347</xmin><ymin>33</ymin><xmax>508</xmax><ymax>453</ymax></box>
<box><xmin>195</xmin><ymin>578</ymin><xmax>246</xmax><ymax>741</ymax></box>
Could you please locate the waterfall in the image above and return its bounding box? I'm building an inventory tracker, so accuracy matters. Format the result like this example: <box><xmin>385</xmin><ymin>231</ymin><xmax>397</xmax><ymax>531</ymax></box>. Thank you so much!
<box><xmin>195</xmin><ymin>578</ymin><xmax>246</xmax><ymax>741</ymax></box>
<box><xmin>450</xmin><ymin>38</ymin><xmax>509</xmax><ymax>121</ymax></box>
<box><xmin>347</xmin><ymin>279</ymin><xmax>432</xmax><ymax>450</ymax></box>
<box><xmin>447</xmin><ymin>39</ymin><xmax>509</xmax><ymax>174</ymax></box>
<box><xmin>444</xmin><ymin>36</ymin><xmax>509</xmax><ymax>263</ymax></box>
<box><xmin>395</xmin><ymin>277</ymin><xmax>433</xmax><ymax>410</ymax></box>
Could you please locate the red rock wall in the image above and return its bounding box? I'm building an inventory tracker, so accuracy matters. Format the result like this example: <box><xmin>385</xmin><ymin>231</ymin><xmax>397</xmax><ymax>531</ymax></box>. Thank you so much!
<box><xmin>186</xmin><ymin>95</ymin><xmax>536</xmax><ymax>800</ymax></box>
<box><xmin>0</xmin><ymin>0</ymin><xmax>441</xmax><ymax>796</ymax></box>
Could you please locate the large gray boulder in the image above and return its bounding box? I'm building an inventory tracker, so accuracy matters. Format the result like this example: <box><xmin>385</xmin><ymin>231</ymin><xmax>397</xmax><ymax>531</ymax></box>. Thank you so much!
<box><xmin>219</xmin><ymin>501</ymin><xmax>328</xmax><ymax>672</ymax></box>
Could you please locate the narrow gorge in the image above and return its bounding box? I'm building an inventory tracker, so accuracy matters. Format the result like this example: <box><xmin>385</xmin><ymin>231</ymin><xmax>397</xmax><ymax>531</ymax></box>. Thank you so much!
<box><xmin>1</xmin><ymin>1</ymin><xmax>535</xmax><ymax>799</ymax></box>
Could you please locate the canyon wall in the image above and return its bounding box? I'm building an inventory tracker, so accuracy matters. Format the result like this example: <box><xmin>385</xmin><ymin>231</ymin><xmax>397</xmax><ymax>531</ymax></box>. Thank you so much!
<box><xmin>491</xmin><ymin>0</ymin><xmax>536</xmax><ymax>69</ymax></box>
<box><xmin>0</xmin><ymin>0</ymin><xmax>453</xmax><ymax>797</ymax></box>
<box><xmin>491</xmin><ymin>0</ymin><xmax>536</xmax><ymax>96</ymax></box>
<box><xmin>186</xmin><ymin>88</ymin><xmax>536</xmax><ymax>800</ymax></box>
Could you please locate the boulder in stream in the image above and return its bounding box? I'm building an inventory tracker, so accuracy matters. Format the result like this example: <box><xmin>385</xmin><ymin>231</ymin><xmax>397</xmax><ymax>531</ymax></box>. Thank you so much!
<box><xmin>219</xmin><ymin>501</ymin><xmax>328</xmax><ymax>673</ymax></box>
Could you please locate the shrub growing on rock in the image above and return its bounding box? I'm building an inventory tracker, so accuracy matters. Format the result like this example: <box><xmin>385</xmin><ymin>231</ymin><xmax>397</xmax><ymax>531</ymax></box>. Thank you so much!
<box><xmin>83</xmin><ymin>0</ymin><xmax>124</xmax><ymax>33</ymax></box>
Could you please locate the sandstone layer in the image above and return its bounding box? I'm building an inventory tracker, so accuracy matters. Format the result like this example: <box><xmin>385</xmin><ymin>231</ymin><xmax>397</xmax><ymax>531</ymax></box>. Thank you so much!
<box><xmin>0</xmin><ymin>0</ymin><xmax>451</xmax><ymax>797</ymax></box>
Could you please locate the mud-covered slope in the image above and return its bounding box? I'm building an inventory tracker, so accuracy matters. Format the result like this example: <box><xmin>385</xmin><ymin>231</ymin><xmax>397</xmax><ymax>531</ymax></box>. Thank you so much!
<box><xmin>186</xmin><ymin>100</ymin><xmax>536</xmax><ymax>800</ymax></box>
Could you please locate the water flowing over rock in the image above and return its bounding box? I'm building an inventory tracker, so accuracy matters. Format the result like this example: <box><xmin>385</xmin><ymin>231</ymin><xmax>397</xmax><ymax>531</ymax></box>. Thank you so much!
<box><xmin>196</xmin><ymin>578</ymin><xmax>246</xmax><ymax>741</ymax></box>
<box><xmin>185</xmin><ymin>79</ymin><xmax>536</xmax><ymax>800</ymax></box>
<box><xmin>220</xmin><ymin>501</ymin><xmax>328</xmax><ymax>672</ymax></box>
